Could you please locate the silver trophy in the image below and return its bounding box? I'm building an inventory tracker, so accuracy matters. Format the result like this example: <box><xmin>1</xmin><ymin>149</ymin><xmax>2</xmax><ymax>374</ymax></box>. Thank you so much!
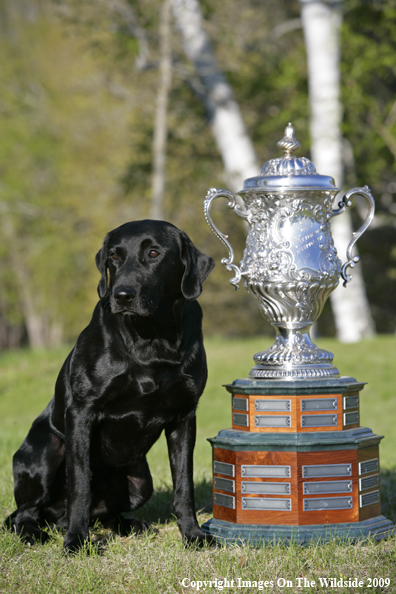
<box><xmin>204</xmin><ymin>123</ymin><xmax>375</xmax><ymax>380</ymax></box>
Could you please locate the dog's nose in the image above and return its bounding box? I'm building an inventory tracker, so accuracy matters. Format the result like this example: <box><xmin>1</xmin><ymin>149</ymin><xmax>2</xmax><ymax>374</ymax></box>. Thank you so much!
<box><xmin>114</xmin><ymin>286</ymin><xmax>136</xmax><ymax>306</ymax></box>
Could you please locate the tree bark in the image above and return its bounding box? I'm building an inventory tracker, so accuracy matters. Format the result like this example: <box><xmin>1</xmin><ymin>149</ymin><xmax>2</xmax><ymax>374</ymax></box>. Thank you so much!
<box><xmin>151</xmin><ymin>0</ymin><xmax>172</xmax><ymax>220</ymax></box>
<box><xmin>1</xmin><ymin>217</ymin><xmax>47</xmax><ymax>348</ymax></box>
<box><xmin>171</xmin><ymin>0</ymin><xmax>259</xmax><ymax>192</ymax></box>
<box><xmin>300</xmin><ymin>0</ymin><xmax>375</xmax><ymax>342</ymax></box>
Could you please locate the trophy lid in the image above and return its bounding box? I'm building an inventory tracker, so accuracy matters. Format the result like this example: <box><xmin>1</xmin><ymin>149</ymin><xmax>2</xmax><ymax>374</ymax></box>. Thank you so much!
<box><xmin>241</xmin><ymin>123</ymin><xmax>339</xmax><ymax>192</ymax></box>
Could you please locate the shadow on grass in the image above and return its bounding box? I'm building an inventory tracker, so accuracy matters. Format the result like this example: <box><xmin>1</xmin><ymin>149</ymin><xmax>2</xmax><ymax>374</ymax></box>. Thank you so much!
<box><xmin>131</xmin><ymin>477</ymin><xmax>213</xmax><ymax>526</ymax></box>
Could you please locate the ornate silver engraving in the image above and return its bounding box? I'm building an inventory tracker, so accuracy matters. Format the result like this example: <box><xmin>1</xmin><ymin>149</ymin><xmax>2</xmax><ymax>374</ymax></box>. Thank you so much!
<box><xmin>203</xmin><ymin>123</ymin><xmax>375</xmax><ymax>379</ymax></box>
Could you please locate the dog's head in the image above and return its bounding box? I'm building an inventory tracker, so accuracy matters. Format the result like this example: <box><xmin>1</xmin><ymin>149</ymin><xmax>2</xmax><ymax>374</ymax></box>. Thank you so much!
<box><xmin>95</xmin><ymin>220</ymin><xmax>215</xmax><ymax>316</ymax></box>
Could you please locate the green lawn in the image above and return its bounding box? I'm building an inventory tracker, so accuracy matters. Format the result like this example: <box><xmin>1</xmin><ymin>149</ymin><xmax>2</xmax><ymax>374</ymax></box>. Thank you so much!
<box><xmin>0</xmin><ymin>336</ymin><xmax>395</xmax><ymax>593</ymax></box>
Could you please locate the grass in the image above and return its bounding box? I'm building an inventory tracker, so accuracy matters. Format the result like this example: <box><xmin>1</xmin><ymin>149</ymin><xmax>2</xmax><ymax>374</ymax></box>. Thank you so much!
<box><xmin>0</xmin><ymin>336</ymin><xmax>395</xmax><ymax>593</ymax></box>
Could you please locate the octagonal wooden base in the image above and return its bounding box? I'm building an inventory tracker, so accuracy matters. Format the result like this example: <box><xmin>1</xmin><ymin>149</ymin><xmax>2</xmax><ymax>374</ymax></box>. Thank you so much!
<box><xmin>202</xmin><ymin>376</ymin><xmax>394</xmax><ymax>545</ymax></box>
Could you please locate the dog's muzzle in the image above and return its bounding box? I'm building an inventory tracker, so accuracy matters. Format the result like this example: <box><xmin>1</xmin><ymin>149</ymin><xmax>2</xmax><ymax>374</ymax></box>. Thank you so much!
<box><xmin>113</xmin><ymin>286</ymin><xmax>137</xmax><ymax>309</ymax></box>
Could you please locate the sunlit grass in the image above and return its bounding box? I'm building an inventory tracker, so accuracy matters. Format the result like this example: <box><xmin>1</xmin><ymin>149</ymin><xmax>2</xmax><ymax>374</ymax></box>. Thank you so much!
<box><xmin>0</xmin><ymin>337</ymin><xmax>395</xmax><ymax>593</ymax></box>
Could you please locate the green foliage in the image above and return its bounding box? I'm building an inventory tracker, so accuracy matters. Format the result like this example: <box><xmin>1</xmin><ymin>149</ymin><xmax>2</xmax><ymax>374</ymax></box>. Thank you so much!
<box><xmin>1</xmin><ymin>0</ymin><xmax>396</xmax><ymax>344</ymax></box>
<box><xmin>0</xmin><ymin>7</ymin><xmax>136</xmax><ymax>345</ymax></box>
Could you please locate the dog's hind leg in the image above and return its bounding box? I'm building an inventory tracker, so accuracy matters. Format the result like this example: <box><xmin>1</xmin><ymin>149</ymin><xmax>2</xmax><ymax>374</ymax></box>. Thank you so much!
<box><xmin>11</xmin><ymin>403</ymin><xmax>65</xmax><ymax>545</ymax></box>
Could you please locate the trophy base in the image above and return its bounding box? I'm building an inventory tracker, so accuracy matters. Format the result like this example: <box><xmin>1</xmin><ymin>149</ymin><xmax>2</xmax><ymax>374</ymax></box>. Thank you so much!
<box><xmin>251</xmin><ymin>328</ymin><xmax>339</xmax><ymax>380</ymax></box>
<box><xmin>202</xmin><ymin>516</ymin><xmax>394</xmax><ymax>546</ymax></box>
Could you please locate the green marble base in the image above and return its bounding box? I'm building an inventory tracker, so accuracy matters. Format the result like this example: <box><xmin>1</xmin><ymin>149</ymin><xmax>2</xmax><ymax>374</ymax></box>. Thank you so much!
<box><xmin>225</xmin><ymin>376</ymin><xmax>365</xmax><ymax>396</ymax></box>
<box><xmin>209</xmin><ymin>427</ymin><xmax>383</xmax><ymax>452</ymax></box>
<box><xmin>202</xmin><ymin>516</ymin><xmax>395</xmax><ymax>546</ymax></box>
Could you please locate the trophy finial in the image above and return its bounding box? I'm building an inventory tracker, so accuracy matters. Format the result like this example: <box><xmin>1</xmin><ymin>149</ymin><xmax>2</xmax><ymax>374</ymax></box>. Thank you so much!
<box><xmin>277</xmin><ymin>122</ymin><xmax>301</xmax><ymax>157</ymax></box>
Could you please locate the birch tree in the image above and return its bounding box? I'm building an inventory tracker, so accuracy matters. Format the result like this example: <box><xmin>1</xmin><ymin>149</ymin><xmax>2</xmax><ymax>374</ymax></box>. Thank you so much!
<box><xmin>171</xmin><ymin>0</ymin><xmax>259</xmax><ymax>192</ymax></box>
<box><xmin>300</xmin><ymin>0</ymin><xmax>375</xmax><ymax>342</ymax></box>
<box><xmin>151</xmin><ymin>0</ymin><xmax>172</xmax><ymax>220</ymax></box>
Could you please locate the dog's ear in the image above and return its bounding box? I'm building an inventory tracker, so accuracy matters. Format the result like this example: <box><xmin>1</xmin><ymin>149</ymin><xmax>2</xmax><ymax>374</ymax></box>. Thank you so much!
<box><xmin>95</xmin><ymin>234</ymin><xmax>111</xmax><ymax>299</ymax></box>
<box><xmin>180</xmin><ymin>233</ymin><xmax>215</xmax><ymax>300</ymax></box>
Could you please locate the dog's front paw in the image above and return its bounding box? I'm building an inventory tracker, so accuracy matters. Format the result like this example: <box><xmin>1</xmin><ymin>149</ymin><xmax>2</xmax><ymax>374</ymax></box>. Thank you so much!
<box><xmin>63</xmin><ymin>530</ymin><xmax>87</xmax><ymax>554</ymax></box>
<box><xmin>183</xmin><ymin>527</ymin><xmax>217</xmax><ymax>549</ymax></box>
<box><xmin>14</xmin><ymin>519</ymin><xmax>50</xmax><ymax>546</ymax></box>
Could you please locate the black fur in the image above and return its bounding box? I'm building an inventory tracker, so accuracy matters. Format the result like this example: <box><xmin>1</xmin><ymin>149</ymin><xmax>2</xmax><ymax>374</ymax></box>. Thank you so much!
<box><xmin>6</xmin><ymin>220</ymin><xmax>215</xmax><ymax>552</ymax></box>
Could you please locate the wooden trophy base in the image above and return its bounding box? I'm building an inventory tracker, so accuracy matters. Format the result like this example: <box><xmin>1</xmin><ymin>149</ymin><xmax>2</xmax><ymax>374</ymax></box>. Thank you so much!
<box><xmin>202</xmin><ymin>377</ymin><xmax>394</xmax><ymax>545</ymax></box>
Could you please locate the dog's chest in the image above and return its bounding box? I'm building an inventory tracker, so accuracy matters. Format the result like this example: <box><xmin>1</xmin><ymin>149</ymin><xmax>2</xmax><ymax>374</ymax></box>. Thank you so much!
<box><xmin>96</xmin><ymin>371</ymin><xmax>197</xmax><ymax>466</ymax></box>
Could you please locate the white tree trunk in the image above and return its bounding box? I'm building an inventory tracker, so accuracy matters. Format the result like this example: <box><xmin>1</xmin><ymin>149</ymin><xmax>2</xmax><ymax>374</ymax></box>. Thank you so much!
<box><xmin>151</xmin><ymin>0</ymin><xmax>172</xmax><ymax>220</ymax></box>
<box><xmin>300</xmin><ymin>0</ymin><xmax>375</xmax><ymax>342</ymax></box>
<box><xmin>171</xmin><ymin>0</ymin><xmax>259</xmax><ymax>192</ymax></box>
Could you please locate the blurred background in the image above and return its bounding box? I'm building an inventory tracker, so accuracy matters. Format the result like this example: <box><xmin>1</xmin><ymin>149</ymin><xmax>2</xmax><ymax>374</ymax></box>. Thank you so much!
<box><xmin>1</xmin><ymin>0</ymin><xmax>396</xmax><ymax>350</ymax></box>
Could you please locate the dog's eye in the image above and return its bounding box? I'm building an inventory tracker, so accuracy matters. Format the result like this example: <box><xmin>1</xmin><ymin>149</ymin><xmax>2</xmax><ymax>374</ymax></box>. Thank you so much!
<box><xmin>110</xmin><ymin>253</ymin><xmax>118</xmax><ymax>260</ymax></box>
<box><xmin>148</xmin><ymin>250</ymin><xmax>160</xmax><ymax>258</ymax></box>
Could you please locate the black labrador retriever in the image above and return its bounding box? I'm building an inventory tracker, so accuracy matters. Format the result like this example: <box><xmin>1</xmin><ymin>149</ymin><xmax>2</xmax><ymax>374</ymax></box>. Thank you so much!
<box><xmin>6</xmin><ymin>220</ymin><xmax>214</xmax><ymax>552</ymax></box>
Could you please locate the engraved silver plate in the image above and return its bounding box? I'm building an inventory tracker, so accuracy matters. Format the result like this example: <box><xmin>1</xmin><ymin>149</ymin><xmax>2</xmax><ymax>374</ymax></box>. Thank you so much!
<box><xmin>233</xmin><ymin>397</ymin><xmax>248</xmax><ymax>411</ymax></box>
<box><xmin>301</xmin><ymin>398</ymin><xmax>337</xmax><ymax>411</ymax></box>
<box><xmin>359</xmin><ymin>458</ymin><xmax>379</xmax><ymax>475</ymax></box>
<box><xmin>233</xmin><ymin>413</ymin><xmax>249</xmax><ymax>427</ymax></box>
<box><xmin>255</xmin><ymin>399</ymin><xmax>291</xmax><ymax>412</ymax></box>
<box><xmin>214</xmin><ymin>492</ymin><xmax>235</xmax><ymax>509</ymax></box>
<box><xmin>302</xmin><ymin>463</ymin><xmax>352</xmax><ymax>478</ymax></box>
<box><xmin>303</xmin><ymin>496</ymin><xmax>353</xmax><ymax>511</ymax></box>
<box><xmin>241</xmin><ymin>465</ymin><xmax>291</xmax><ymax>478</ymax></box>
<box><xmin>214</xmin><ymin>477</ymin><xmax>235</xmax><ymax>493</ymax></box>
<box><xmin>359</xmin><ymin>474</ymin><xmax>379</xmax><ymax>491</ymax></box>
<box><xmin>255</xmin><ymin>415</ymin><xmax>291</xmax><ymax>428</ymax></box>
<box><xmin>360</xmin><ymin>490</ymin><xmax>380</xmax><ymax>507</ymax></box>
<box><xmin>242</xmin><ymin>497</ymin><xmax>292</xmax><ymax>511</ymax></box>
<box><xmin>213</xmin><ymin>461</ymin><xmax>235</xmax><ymax>477</ymax></box>
<box><xmin>241</xmin><ymin>482</ymin><xmax>291</xmax><ymax>495</ymax></box>
<box><xmin>301</xmin><ymin>414</ymin><xmax>337</xmax><ymax>427</ymax></box>
<box><xmin>303</xmin><ymin>480</ymin><xmax>352</xmax><ymax>495</ymax></box>
<box><xmin>344</xmin><ymin>411</ymin><xmax>359</xmax><ymax>426</ymax></box>
<box><xmin>343</xmin><ymin>395</ymin><xmax>359</xmax><ymax>410</ymax></box>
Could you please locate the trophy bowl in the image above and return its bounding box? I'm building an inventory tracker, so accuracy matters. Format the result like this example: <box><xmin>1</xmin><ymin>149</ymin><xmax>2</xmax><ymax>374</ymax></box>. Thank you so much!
<box><xmin>204</xmin><ymin>123</ymin><xmax>375</xmax><ymax>380</ymax></box>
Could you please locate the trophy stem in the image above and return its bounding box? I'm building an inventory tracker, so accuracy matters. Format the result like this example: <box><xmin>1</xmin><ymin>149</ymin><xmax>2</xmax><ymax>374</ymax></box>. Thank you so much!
<box><xmin>250</xmin><ymin>325</ymin><xmax>340</xmax><ymax>380</ymax></box>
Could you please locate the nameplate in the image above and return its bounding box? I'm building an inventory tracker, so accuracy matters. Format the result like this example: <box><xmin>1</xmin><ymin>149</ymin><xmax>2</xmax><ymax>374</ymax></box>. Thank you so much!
<box><xmin>255</xmin><ymin>415</ymin><xmax>291</xmax><ymax>428</ymax></box>
<box><xmin>233</xmin><ymin>413</ymin><xmax>249</xmax><ymax>427</ymax></box>
<box><xmin>343</xmin><ymin>395</ymin><xmax>359</xmax><ymax>410</ymax></box>
<box><xmin>241</xmin><ymin>465</ymin><xmax>291</xmax><ymax>478</ymax></box>
<box><xmin>255</xmin><ymin>399</ymin><xmax>291</xmax><ymax>412</ymax></box>
<box><xmin>214</xmin><ymin>492</ymin><xmax>235</xmax><ymax>509</ymax></box>
<box><xmin>301</xmin><ymin>414</ymin><xmax>337</xmax><ymax>427</ymax></box>
<box><xmin>301</xmin><ymin>398</ymin><xmax>337</xmax><ymax>411</ymax></box>
<box><xmin>214</xmin><ymin>477</ymin><xmax>235</xmax><ymax>493</ymax></box>
<box><xmin>359</xmin><ymin>458</ymin><xmax>379</xmax><ymax>475</ymax></box>
<box><xmin>303</xmin><ymin>480</ymin><xmax>352</xmax><ymax>495</ymax></box>
<box><xmin>241</xmin><ymin>482</ymin><xmax>291</xmax><ymax>495</ymax></box>
<box><xmin>303</xmin><ymin>496</ymin><xmax>353</xmax><ymax>511</ymax></box>
<box><xmin>233</xmin><ymin>397</ymin><xmax>248</xmax><ymax>411</ymax></box>
<box><xmin>213</xmin><ymin>461</ymin><xmax>235</xmax><ymax>477</ymax></box>
<box><xmin>242</xmin><ymin>497</ymin><xmax>291</xmax><ymax>511</ymax></box>
<box><xmin>344</xmin><ymin>411</ymin><xmax>359</xmax><ymax>426</ymax></box>
<box><xmin>360</xmin><ymin>490</ymin><xmax>380</xmax><ymax>507</ymax></box>
<box><xmin>302</xmin><ymin>463</ymin><xmax>352</xmax><ymax>478</ymax></box>
<box><xmin>359</xmin><ymin>474</ymin><xmax>379</xmax><ymax>492</ymax></box>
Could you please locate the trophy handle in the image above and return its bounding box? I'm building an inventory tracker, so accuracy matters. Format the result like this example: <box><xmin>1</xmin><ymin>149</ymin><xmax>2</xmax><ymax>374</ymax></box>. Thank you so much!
<box><xmin>332</xmin><ymin>185</ymin><xmax>375</xmax><ymax>287</ymax></box>
<box><xmin>203</xmin><ymin>187</ymin><xmax>248</xmax><ymax>290</ymax></box>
